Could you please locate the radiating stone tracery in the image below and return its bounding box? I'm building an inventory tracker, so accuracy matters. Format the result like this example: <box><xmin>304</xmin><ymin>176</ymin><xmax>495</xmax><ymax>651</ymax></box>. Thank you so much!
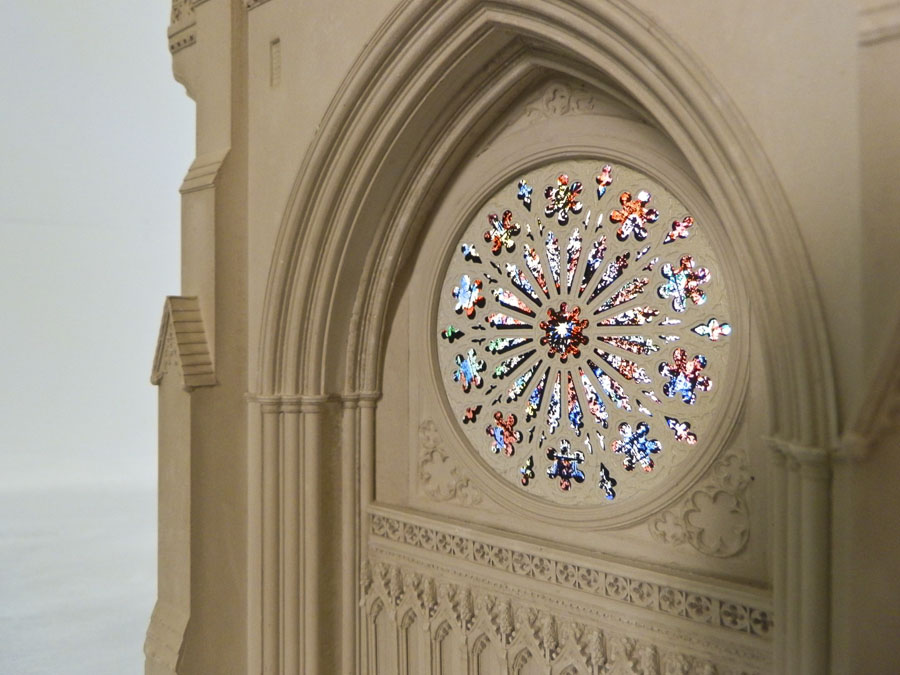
<box><xmin>437</xmin><ymin>160</ymin><xmax>733</xmax><ymax>505</ymax></box>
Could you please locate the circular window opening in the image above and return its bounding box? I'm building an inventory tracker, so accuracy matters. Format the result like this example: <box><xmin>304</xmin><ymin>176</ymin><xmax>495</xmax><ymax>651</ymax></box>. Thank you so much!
<box><xmin>436</xmin><ymin>159</ymin><xmax>734</xmax><ymax>507</ymax></box>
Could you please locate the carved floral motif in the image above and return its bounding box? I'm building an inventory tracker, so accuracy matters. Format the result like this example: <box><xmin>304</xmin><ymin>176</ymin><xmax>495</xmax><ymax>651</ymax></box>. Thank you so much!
<box><xmin>648</xmin><ymin>449</ymin><xmax>752</xmax><ymax>558</ymax></box>
<box><xmin>363</xmin><ymin>555</ymin><xmax>764</xmax><ymax>674</ymax></box>
<box><xmin>417</xmin><ymin>421</ymin><xmax>483</xmax><ymax>506</ymax></box>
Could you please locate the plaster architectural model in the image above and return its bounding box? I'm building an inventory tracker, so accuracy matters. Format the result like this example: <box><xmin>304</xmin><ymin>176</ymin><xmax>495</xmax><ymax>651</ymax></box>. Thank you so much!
<box><xmin>147</xmin><ymin>1</ymin><xmax>900</xmax><ymax>673</ymax></box>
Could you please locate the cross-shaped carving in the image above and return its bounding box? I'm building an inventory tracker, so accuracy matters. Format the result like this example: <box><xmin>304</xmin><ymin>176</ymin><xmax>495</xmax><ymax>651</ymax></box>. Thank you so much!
<box><xmin>546</xmin><ymin>439</ymin><xmax>586</xmax><ymax>490</ymax></box>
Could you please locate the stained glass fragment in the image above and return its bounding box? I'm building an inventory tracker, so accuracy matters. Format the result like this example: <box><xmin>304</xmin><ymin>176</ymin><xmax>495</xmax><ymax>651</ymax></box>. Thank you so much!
<box><xmin>596</xmin><ymin>165</ymin><xmax>613</xmax><ymax>199</ymax></box>
<box><xmin>524</xmin><ymin>367</ymin><xmax>550</xmax><ymax>421</ymax></box>
<box><xmin>486</xmin><ymin>336</ymin><xmax>531</xmax><ymax>354</ymax></box>
<box><xmin>597</xmin><ymin>306</ymin><xmax>659</xmax><ymax>327</ymax></box>
<box><xmin>505</xmin><ymin>263</ymin><xmax>541</xmax><ymax>303</ymax></box>
<box><xmin>693</xmin><ymin>318</ymin><xmax>732</xmax><ymax>341</ymax></box>
<box><xmin>546</xmin><ymin>439</ymin><xmax>586</xmax><ymax>490</ymax></box>
<box><xmin>665</xmin><ymin>416</ymin><xmax>698</xmax><ymax>444</ymax></box>
<box><xmin>586</xmin><ymin>359</ymin><xmax>632</xmax><ymax>411</ymax></box>
<box><xmin>597</xmin><ymin>463</ymin><xmax>617</xmax><ymax>500</ymax></box>
<box><xmin>544</xmin><ymin>174</ymin><xmax>584</xmax><ymax>225</ymax></box>
<box><xmin>484</xmin><ymin>210</ymin><xmax>520</xmax><ymax>254</ymax></box>
<box><xmin>547</xmin><ymin>371</ymin><xmax>562</xmax><ymax>433</ymax></box>
<box><xmin>642</xmin><ymin>390</ymin><xmax>662</xmax><ymax>404</ymax></box>
<box><xmin>642</xmin><ymin>256</ymin><xmax>659</xmax><ymax>272</ymax></box>
<box><xmin>440</xmin><ymin>325</ymin><xmax>463</xmax><ymax>342</ymax></box>
<box><xmin>523</xmin><ymin>245</ymin><xmax>551</xmax><ymax>297</ymax></box>
<box><xmin>486</xmin><ymin>411</ymin><xmax>522</xmax><ymax>456</ymax></box>
<box><xmin>492</xmin><ymin>349</ymin><xmax>536</xmax><ymax>379</ymax></box>
<box><xmin>461</xmin><ymin>243</ymin><xmax>482</xmax><ymax>262</ymax></box>
<box><xmin>492</xmin><ymin>287</ymin><xmax>535</xmax><ymax>316</ymax></box>
<box><xmin>452</xmin><ymin>275</ymin><xmax>485</xmax><ymax>317</ymax></box>
<box><xmin>566</xmin><ymin>229</ymin><xmax>582</xmax><ymax>292</ymax></box>
<box><xmin>612</xmin><ymin>421</ymin><xmax>661</xmax><ymax>472</ymax></box>
<box><xmin>452</xmin><ymin>349</ymin><xmax>485</xmax><ymax>392</ymax></box>
<box><xmin>663</xmin><ymin>216</ymin><xmax>694</xmax><ymax>244</ymax></box>
<box><xmin>594</xmin><ymin>348</ymin><xmax>652</xmax><ymax>384</ymax></box>
<box><xmin>486</xmin><ymin>312</ymin><xmax>530</xmax><ymax>329</ymax></box>
<box><xmin>520</xmin><ymin>456</ymin><xmax>536</xmax><ymax>485</ymax></box>
<box><xmin>545</xmin><ymin>232</ymin><xmax>561</xmax><ymax>293</ymax></box>
<box><xmin>594</xmin><ymin>277</ymin><xmax>650</xmax><ymax>314</ymax></box>
<box><xmin>462</xmin><ymin>405</ymin><xmax>481</xmax><ymax>423</ymax></box>
<box><xmin>517</xmin><ymin>179</ymin><xmax>533</xmax><ymax>210</ymax></box>
<box><xmin>659</xmin><ymin>348</ymin><xmax>712</xmax><ymax>404</ymax></box>
<box><xmin>579</xmin><ymin>236</ymin><xmax>607</xmax><ymax>296</ymax></box>
<box><xmin>658</xmin><ymin>255</ymin><xmax>710</xmax><ymax>312</ymax></box>
<box><xmin>579</xmin><ymin>367</ymin><xmax>609</xmax><ymax>428</ymax></box>
<box><xmin>596</xmin><ymin>334</ymin><xmax>659</xmax><ymax>356</ymax></box>
<box><xmin>587</xmin><ymin>254</ymin><xmax>630</xmax><ymax>304</ymax></box>
<box><xmin>610</xmin><ymin>190</ymin><xmax>659</xmax><ymax>241</ymax></box>
<box><xmin>566</xmin><ymin>372</ymin><xmax>584</xmax><ymax>435</ymax></box>
<box><xmin>506</xmin><ymin>360</ymin><xmax>542</xmax><ymax>402</ymax></box>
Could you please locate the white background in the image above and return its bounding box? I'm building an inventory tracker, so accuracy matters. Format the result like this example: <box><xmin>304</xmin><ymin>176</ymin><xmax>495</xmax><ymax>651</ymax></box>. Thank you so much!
<box><xmin>0</xmin><ymin>2</ymin><xmax>193</xmax><ymax>672</ymax></box>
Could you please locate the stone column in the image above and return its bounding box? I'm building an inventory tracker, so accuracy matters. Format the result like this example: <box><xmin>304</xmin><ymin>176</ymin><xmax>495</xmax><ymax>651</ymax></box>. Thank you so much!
<box><xmin>767</xmin><ymin>438</ymin><xmax>832</xmax><ymax>675</ymax></box>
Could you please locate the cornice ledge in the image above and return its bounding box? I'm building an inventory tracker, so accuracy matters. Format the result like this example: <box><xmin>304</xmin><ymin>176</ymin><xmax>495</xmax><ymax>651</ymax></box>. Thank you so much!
<box><xmin>245</xmin><ymin>392</ymin><xmax>364</xmax><ymax>411</ymax></box>
<box><xmin>167</xmin><ymin>24</ymin><xmax>196</xmax><ymax>54</ymax></box>
<box><xmin>860</xmin><ymin>2</ymin><xmax>900</xmax><ymax>46</ymax></box>
<box><xmin>180</xmin><ymin>148</ymin><xmax>231</xmax><ymax>194</ymax></box>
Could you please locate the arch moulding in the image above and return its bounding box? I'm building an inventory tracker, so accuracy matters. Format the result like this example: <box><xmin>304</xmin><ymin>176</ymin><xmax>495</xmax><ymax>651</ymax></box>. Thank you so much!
<box><xmin>249</xmin><ymin>2</ymin><xmax>838</xmax><ymax>673</ymax></box>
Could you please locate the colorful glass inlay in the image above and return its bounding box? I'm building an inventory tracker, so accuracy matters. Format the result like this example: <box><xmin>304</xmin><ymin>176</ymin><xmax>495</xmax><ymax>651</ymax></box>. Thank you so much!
<box><xmin>437</xmin><ymin>161</ymin><xmax>732</xmax><ymax>504</ymax></box>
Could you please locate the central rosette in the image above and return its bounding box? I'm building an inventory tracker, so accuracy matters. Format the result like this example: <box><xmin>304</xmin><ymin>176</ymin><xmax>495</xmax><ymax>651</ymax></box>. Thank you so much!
<box><xmin>539</xmin><ymin>302</ymin><xmax>589</xmax><ymax>363</ymax></box>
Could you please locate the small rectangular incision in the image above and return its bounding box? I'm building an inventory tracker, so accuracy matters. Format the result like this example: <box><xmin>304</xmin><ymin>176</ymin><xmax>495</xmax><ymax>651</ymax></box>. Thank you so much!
<box><xmin>270</xmin><ymin>38</ymin><xmax>282</xmax><ymax>87</ymax></box>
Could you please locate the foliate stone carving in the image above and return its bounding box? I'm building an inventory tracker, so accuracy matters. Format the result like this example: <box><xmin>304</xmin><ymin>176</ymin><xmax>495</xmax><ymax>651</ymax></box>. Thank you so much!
<box><xmin>523</xmin><ymin>83</ymin><xmax>608</xmax><ymax>121</ymax></box>
<box><xmin>417</xmin><ymin>420</ymin><xmax>483</xmax><ymax>506</ymax></box>
<box><xmin>363</xmin><ymin>557</ymin><xmax>761</xmax><ymax>674</ymax></box>
<box><xmin>648</xmin><ymin>449</ymin><xmax>751</xmax><ymax>558</ymax></box>
<box><xmin>369</xmin><ymin>512</ymin><xmax>772</xmax><ymax>639</ymax></box>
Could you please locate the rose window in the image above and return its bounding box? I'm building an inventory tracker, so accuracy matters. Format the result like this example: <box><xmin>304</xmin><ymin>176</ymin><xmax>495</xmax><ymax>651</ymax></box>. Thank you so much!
<box><xmin>436</xmin><ymin>160</ymin><xmax>734</xmax><ymax>507</ymax></box>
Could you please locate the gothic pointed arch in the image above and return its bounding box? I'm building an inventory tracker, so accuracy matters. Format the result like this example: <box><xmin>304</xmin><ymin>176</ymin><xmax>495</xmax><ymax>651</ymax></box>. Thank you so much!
<box><xmin>259</xmin><ymin>0</ymin><xmax>837</xmax><ymax>448</ymax></box>
<box><xmin>251</xmin><ymin>1</ymin><xmax>838</xmax><ymax>672</ymax></box>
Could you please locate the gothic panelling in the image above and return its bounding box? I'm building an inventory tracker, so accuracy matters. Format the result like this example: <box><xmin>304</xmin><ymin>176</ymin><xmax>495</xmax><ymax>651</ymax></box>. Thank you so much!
<box><xmin>369</xmin><ymin>508</ymin><xmax>773</xmax><ymax>643</ymax></box>
<box><xmin>362</xmin><ymin>546</ymin><xmax>770</xmax><ymax>674</ymax></box>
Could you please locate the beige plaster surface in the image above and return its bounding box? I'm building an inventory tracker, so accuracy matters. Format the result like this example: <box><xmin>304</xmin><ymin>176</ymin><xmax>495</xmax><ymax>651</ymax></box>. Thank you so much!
<box><xmin>150</xmin><ymin>1</ymin><xmax>900</xmax><ymax>673</ymax></box>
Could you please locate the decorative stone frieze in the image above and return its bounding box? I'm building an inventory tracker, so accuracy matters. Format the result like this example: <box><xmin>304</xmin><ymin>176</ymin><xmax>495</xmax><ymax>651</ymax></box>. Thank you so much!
<box><xmin>363</xmin><ymin>552</ymin><xmax>769</xmax><ymax>673</ymax></box>
<box><xmin>369</xmin><ymin>510</ymin><xmax>772</xmax><ymax>640</ymax></box>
